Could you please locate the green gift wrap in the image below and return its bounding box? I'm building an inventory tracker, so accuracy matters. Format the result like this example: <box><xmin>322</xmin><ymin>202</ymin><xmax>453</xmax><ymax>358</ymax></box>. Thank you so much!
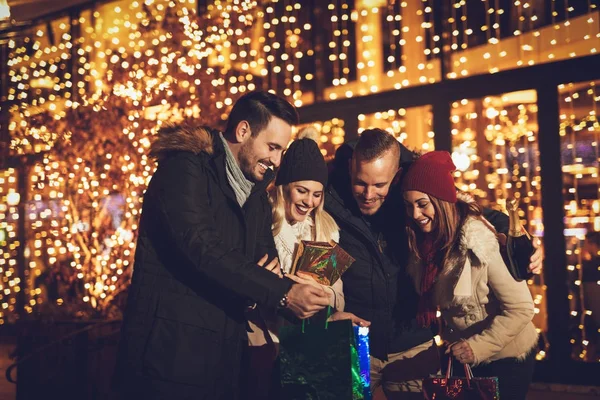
<box><xmin>279</xmin><ymin>319</ymin><xmax>370</xmax><ymax>400</ymax></box>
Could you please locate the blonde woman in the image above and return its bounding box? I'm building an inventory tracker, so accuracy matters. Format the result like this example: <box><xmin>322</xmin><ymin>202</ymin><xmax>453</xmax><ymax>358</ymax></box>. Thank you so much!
<box><xmin>270</xmin><ymin>127</ymin><xmax>343</xmax><ymax>308</ymax></box>
<box><xmin>244</xmin><ymin>127</ymin><xmax>351</xmax><ymax>399</ymax></box>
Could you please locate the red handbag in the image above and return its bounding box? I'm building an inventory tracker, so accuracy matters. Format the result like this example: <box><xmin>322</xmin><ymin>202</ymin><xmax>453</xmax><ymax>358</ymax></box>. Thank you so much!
<box><xmin>422</xmin><ymin>357</ymin><xmax>500</xmax><ymax>399</ymax></box>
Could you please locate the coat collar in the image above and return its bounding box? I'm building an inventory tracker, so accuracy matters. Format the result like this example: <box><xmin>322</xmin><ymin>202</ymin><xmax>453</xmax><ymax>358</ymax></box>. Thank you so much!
<box><xmin>150</xmin><ymin>123</ymin><xmax>273</xmax><ymax>200</ymax></box>
<box><xmin>439</xmin><ymin>217</ymin><xmax>498</xmax><ymax>275</ymax></box>
<box><xmin>325</xmin><ymin>183</ymin><xmax>400</xmax><ymax>274</ymax></box>
<box><xmin>150</xmin><ymin>123</ymin><xmax>216</xmax><ymax>158</ymax></box>
<box><xmin>407</xmin><ymin>216</ymin><xmax>499</xmax><ymax>304</ymax></box>
<box><xmin>325</xmin><ymin>184</ymin><xmax>374</xmax><ymax>245</ymax></box>
<box><xmin>326</xmin><ymin>138</ymin><xmax>414</xmax><ymax>247</ymax></box>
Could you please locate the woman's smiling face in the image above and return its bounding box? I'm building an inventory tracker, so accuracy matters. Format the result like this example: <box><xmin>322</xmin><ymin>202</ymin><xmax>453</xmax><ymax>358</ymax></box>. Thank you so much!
<box><xmin>284</xmin><ymin>180</ymin><xmax>324</xmax><ymax>224</ymax></box>
<box><xmin>403</xmin><ymin>190</ymin><xmax>436</xmax><ymax>233</ymax></box>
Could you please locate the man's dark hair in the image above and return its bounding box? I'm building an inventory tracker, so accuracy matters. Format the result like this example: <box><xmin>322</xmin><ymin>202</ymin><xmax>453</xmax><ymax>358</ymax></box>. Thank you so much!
<box><xmin>224</xmin><ymin>91</ymin><xmax>299</xmax><ymax>138</ymax></box>
<box><xmin>353</xmin><ymin>128</ymin><xmax>400</xmax><ymax>162</ymax></box>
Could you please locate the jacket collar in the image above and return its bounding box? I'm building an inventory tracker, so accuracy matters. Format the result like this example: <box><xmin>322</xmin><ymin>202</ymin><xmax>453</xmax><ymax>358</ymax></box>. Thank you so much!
<box><xmin>407</xmin><ymin>217</ymin><xmax>496</xmax><ymax>303</ymax></box>
<box><xmin>150</xmin><ymin>124</ymin><xmax>273</xmax><ymax>203</ymax></box>
<box><xmin>150</xmin><ymin>123</ymin><xmax>216</xmax><ymax>158</ymax></box>
<box><xmin>325</xmin><ymin>182</ymin><xmax>393</xmax><ymax>269</ymax></box>
<box><xmin>325</xmin><ymin>184</ymin><xmax>372</xmax><ymax>241</ymax></box>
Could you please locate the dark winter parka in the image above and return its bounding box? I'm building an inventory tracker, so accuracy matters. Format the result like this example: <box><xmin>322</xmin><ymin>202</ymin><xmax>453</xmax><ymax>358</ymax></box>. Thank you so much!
<box><xmin>325</xmin><ymin>142</ymin><xmax>510</xmax><ymax>361</ymax></box>
<box><xmin>113</xmin><ymin>125</ymin><xmax>291</xmax><ymax>399</ymax></box>
<box><xmin>325</xmin><ymin>142</ymin><xmax>432</xmax><ymax>361</ymax></box>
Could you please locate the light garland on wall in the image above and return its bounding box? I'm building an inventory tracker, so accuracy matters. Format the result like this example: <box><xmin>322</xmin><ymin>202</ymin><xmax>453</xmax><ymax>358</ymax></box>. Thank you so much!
<box><xmin>293</xmin><ymin>119</ymin><xmax>346</xmax><ymax>162</ymax></box>
<box><xmin>357</xmin><ymin>106</ymin><xmax>435</xmax><ymax>152</ymax></box>
<box><xmin>0</xmin><ymin>169</ymin><xmax>20</xmax><ymax>324</ymax></box>
<box><xmin>560</xmin><ymin>80</ymin><xmax>600</xmax><ymax>362</ymax></box>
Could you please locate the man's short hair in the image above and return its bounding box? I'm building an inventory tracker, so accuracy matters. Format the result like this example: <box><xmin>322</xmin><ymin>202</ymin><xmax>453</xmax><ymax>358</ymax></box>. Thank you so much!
<box><xmin>225</xmin><ymin>91</ymin><xmax>299</xmax><ymax>138</ymax></box>
<box><xmin>353</xmin><ymin>128</ymin><xmax>400</xmax><ymax>163</ymax></box>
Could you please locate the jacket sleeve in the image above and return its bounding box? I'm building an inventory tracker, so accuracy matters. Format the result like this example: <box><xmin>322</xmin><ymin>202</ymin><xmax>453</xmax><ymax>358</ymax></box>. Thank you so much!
<box><xmin>330</xmin><ymin>278</ymin><xmax>345</xmax><ymax>311</ymax></box>
<box><xmin>328</xmin><ymin>229</ymin><xmax>345</xmax><ymax>311</ymax></box>
<box><xmin>464</xmin><ymin>226</ymin><xmax>535</xmax><ymax>365</ymax></box>
<box><xmin>482</xmin><ymin>208</ymin><xmax>509</xmax><ymax>235</ymax></box>
<box><xmin>154</xmin><ymin>153</ymin><xmax>292</xmax><ymax>309</ymax></box>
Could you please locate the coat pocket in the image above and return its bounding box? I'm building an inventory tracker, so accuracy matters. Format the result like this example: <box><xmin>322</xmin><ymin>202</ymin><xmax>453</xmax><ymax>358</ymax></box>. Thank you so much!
<box><xmin>141</xmin><ymin>294</ymin><xmax>230</xmax><ymax>387</ymax></box>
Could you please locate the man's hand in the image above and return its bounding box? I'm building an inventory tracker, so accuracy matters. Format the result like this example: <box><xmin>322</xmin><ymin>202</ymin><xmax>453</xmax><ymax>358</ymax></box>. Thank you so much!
<box><xmin>497</xmin><ymin>234</ymin><xmax>543</xmax><ymax>275</ymax></box>
<box><xmin>286</xmin><ymin>272</ymin><xmax>333</xmax><ymax>303</ymax></box>
<box><xmin>257</xmin><ymin>254</ymin><xmax>282</xmax><ymax>278</ymax></box>
<box><xmin>327</xmin><ymin>311</ymin><xmax>371</xmax><ymax>327</ymax></box>
<box><xmin>286</xmin><ymin>283</ymin><xmax>330</xmax><ymax>319</ymax></box>
<box><xmin>528</xmin><ymin>238</ymin><xmax>543</xmax><ymax>274</ymax></box>
<box><xmin>446</xmin><ymin>340</ymin><xmax>475</xmax><ymax>364</ymax></box>
<box><xmin>286</xmin><ymin>272</ymin><xmax>322</xmax><ymax>288</ymax></box>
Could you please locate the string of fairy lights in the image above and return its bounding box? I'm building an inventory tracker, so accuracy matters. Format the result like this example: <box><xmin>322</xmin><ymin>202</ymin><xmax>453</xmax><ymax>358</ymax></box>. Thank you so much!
<box><xmin>357</xmin><ymin>106</ymin><xmax>435</xmax><ymax>153</ymax></box>
<box><xmin>293</xmin><ymin>119</ymin><xmax>346</xmax><ymax>162</ymax></box>
<box><xmin>0</xmin><ymin>0</ymin><xmax>599</xmax><ymax>361</ymax></box>
<box><xmin>560</xmin><ymin>81</ymin><xmax>600</xmax><ymax>362</ymax></box>
<box><xmin>329</xmin><ymin>0</ymin><xmax>352</xmax><ymax>88</ymax></box>
<box><xmin>0</xmin><ymin>169</ymin><xmax>19</xmax><ymax>323</ymax></box>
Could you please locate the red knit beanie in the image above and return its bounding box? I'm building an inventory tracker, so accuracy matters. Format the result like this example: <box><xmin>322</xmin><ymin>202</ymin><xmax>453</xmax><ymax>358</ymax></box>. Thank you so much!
<box><xmin>401</xmin><ymin>151</ymin><xmax>457</xmax><ymax>203</ymax></box>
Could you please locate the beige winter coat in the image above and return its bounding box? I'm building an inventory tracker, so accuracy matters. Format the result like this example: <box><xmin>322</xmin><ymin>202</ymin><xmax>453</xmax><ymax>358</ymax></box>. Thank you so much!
<box><xmin>407</xmin><ymin>216</ymin><xmax>538</xmax><ymax>366</ymax></box>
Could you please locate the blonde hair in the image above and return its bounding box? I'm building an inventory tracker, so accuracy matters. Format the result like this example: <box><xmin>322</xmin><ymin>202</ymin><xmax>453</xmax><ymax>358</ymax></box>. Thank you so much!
<box><xmin>270</xmin><ymin>184</ymin><xmax>339</xmax><ymax>242</ymax></box>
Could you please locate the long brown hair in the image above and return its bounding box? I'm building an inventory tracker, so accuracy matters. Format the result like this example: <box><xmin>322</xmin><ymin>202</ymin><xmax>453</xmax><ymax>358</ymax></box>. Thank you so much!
<box><xmin>406</xmin><ymin>193</ymin><xmax>482</xmax><ymax>265</ymax></box>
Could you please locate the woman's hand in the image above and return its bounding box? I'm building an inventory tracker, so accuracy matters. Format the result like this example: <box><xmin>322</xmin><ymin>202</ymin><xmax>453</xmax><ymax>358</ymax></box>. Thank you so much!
<box><xmin>446</xmin><ymin>340</ymin><xmax>475</xmax><ymax>364</ymax></box>
<box><xmin>257</xmin><ymin>254</ymin><xmax>282</xmax><ymax>278</ymax></box>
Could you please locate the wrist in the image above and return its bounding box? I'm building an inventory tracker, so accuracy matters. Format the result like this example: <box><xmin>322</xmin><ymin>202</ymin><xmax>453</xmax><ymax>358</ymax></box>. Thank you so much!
<box><xmin>278</xmin><ymin>291</ymin><xmax>290</xmax><ymax>309</ymax></box>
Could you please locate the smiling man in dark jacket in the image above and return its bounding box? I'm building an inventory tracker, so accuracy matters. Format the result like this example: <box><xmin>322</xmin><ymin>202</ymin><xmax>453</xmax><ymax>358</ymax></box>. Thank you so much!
<box><xmin>326</xmin><ymin>128</ymin><xmax>542</xmax><ymax>399</ymax></box>
<box><xmin>113</xmin><ymin>91</ymin><xmax>330</xmax><ymax>400</ymax></box>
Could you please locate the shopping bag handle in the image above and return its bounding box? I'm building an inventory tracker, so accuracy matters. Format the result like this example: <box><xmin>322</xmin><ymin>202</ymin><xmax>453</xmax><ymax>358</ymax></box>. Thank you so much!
<box><xmin>446</xmin><ymin>355</ymin><xmax>472</xmax><ymax>387</ymax></box>
<box><xmin>301</xmin><ymin>305</ymin><xmax>332</xmax><ymax>333</ymax></box>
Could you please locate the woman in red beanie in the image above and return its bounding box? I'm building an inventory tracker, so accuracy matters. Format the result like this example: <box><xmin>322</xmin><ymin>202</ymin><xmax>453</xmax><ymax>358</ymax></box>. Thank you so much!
<box><xmin>401</xmin><ymin>151</ymin><xmax>538</xmax><ymax>400</ymax></box>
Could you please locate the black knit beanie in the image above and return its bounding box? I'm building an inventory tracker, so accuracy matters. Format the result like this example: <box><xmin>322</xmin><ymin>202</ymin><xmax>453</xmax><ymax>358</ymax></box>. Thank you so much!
<box><xmin>275</xmin><ymin>127</ymin><xmax>328</xmax><ymax>187</ymax></box>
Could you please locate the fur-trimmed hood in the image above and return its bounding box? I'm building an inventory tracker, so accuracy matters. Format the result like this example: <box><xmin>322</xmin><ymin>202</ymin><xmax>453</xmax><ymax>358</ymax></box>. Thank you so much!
<box><xmin>440</xmin><ymin>216</ymin><xmax>499</xmax><ymax>280</ymax></box>
<box><xmin>149</xmin><ymin>124</ymin><xmax>216</xmax><ymax>159</ymax></box>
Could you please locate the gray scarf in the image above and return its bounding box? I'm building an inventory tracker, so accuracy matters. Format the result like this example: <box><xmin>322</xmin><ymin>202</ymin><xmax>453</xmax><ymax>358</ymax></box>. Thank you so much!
<box><xmin>220</xmin><ymin>133</ymin><xmax>254</xmax><ymax>206</ymax></box>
